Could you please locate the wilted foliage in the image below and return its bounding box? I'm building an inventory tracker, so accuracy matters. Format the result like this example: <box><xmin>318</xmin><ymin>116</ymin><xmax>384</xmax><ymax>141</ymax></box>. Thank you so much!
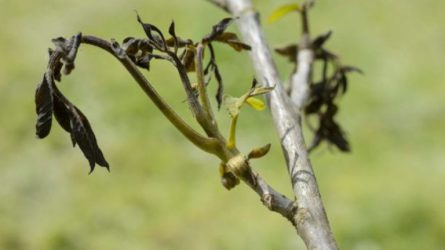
<box><xmin>271</xmin><ymin>2</ymin><xmax>362</xmax><ymax>152</ymax></box>
<box><xmin>35</xmin><ymin>34</ymin><xmax>109</xmax><ymax>173</ymax></box>
<box><xmin>34</xmin><ymin>14</ymin><xmax>260</xmax><ymax>181</ymax></box>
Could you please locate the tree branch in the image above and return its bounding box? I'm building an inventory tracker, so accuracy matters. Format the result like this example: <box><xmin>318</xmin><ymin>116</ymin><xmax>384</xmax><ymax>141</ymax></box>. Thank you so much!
<box><xmin>290</xmin><ymin>4</ymin><xmax>314</xmax><ymax>110</ymax></box>
<box><xmin>209</xmin><ymin>0</ymin><xmax>339</xmax><ymax>249</ymax></box>
<box><xmin>80</xmin><ymin>35</ymin><xmax>220</xmax><ymax>155</ymax></box>
<box><xmin>80</xmin><ymin>36</ymin><xmax>294</xmax><ymax>222</ymax></box>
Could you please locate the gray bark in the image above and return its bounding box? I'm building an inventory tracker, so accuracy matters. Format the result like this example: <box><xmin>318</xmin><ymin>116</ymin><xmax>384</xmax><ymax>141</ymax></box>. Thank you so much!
<box><xmin>209</xmin><ymin>0</ymin><xmax>339</xmax><ymax>249</ymax></box>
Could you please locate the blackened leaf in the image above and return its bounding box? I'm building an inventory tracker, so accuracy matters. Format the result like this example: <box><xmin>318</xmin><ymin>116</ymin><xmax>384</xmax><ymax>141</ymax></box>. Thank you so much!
<box><xmin>69</xmin><ymin>106</ymin><xmax>109</xmax><ymax>173</ymax></box>
<box><xmin>325</xmin><ymin>120</ymin><xmax>350</xmax><ymax>152</ymax></box>
<box><xmin>122</xmin><ymin>37</ymin><xmax>139</xmax><ymax>55</ymax></box>
<box><xmin>135</xmin><ymin>55</ymin><xmax>151</xmax><ymax>70</ymax></box>
<box><xmin>338</xmin><ymin>73</ymin><xmax>348</xmax><ymax>94</ymax></box>
<box><xmin>168</xmin><ymin>21</ymin><xmax>178</xmax><ymax>52</ymax></box>
<box><xmin>214</xmin><ymin>32</ymin><xmax>251</xmax><ymax>51</ymax></box>
<box><xmin>305</xmin><ymin>97</ymin><xmax>323</xmax><ymax>115</ymax></box>
<box><xmin>53</xmin><ymin>96</ymin><xmax>71</xmax><ymax>133</ymax></box>
<box><xmin>315</xmin><ymin>48</ymin><xmax>337</xmax><ymax>60</ymax></box>
<box><xmin>251</xmin><ymin>78</ymin><xmax>258</xmax><ymax>89</ymax></box>
<box><xmin>202</xmin><ymin>18</ymin><xmax>234</xmax><ymax>43</ymax></box>
<box><xmin>312</xmin><ymin>30</ymin><xmax>332</xmax><ymax>49</ymax></box>
<box><xmin>275</xmin><ymin>44</ymin><xmax>298</xmax><ymax>62</ymax></box>
<box><xmin>168</xmin><ymin>21</ymin><xmax>176</xmax><ymax>38</ymax></box>
<box><xmin>136</xmin><ymin>14</ymin><xmax>166</xmax><ymax>50</ymax></box>
<box><xmin>35</xmin><ymin>75</ymin><xmax>53</xmax><ymax>138</ymax></box>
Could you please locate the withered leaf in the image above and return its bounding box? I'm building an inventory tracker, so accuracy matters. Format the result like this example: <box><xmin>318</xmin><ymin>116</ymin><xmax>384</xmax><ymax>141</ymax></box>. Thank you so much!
<box><xmin>168</xmin><ymin>21</ymin><xmax>178</xmax><ymax>52</ymax></box>
<box><xmin>122</xmin><ymin>37</ymin><xmax>140</xmax><ymax>55</ymax></box>
<box><xmin>35</xmin><ymin>75</ymin><xmax>53</xmax><ymax>138</ymax></box>
<box><xmin>275</xmin><ymin>44</ymin><xmax>298</xmax><ymax>62</ymax></box>
<box><xmin>337</xmin><ymin>72</ymin><xmax>348</xmax><ymax>94</ymax></box>
<box><xmin>137</xmin><ymin>14</ymin><xmax>166</xmax><ymax>50</ymax></box>
<box><xmin>69</xmin><ymin>106</ymin><xmax>109</xmax><ymax>173</ymax></box>
<box><xmin>312</xmin><ymin>30</ymin><xmax>332</xmax><ymax>49</ymax></box>
<box><xmin>202</xmin><ymin>18</ymin><xmax>234</xmax><ymax>43</ymax></box>
<box><xmin>214</xmin><ymin>32</ymin><xmax>251</xmax><ymax>52</ymax></box>
<box><xmin>52</xmin><ymin>96</ymin><xmax>71</xmax><ymax>133</ymax></box>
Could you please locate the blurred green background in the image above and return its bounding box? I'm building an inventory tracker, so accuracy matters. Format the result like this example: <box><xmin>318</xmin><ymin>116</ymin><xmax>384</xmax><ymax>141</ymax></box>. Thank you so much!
<box><xmin>1</xmin><ymin>0</ymin><xmax>444</xmax><ymax>249</ymax></box>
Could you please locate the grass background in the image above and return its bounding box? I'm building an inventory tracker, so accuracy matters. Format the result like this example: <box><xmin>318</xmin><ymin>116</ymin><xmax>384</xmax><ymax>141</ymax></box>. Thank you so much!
<box><xmin>1</xmin><ymin>0</ymin><xmax>444</xmax><ymax>249</ymax></box>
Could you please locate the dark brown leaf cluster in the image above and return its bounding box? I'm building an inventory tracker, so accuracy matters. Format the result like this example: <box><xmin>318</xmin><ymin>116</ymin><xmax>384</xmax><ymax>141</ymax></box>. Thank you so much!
<box><xmin>35</xmin><ymin>16</ymin><xmax>251</xmax><ymax>172</ymax></box>
<box><xmin>35</xmin><ymin>33</ymin><xmax>109</xmax><ymax>173</ymax></box>
<box><xmin>275</xmin><ymin>31</ymin><xmax>362</xmax><ymax>152</ymax></box>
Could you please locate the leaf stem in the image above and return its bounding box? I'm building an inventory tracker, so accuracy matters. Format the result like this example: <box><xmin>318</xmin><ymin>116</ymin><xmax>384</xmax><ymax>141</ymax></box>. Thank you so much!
<box><xmin>195</xmin><ymin>43</ymin><xmax>215</xmax><ymax>119</ymax></box>
<box><xmin>227</xmin><ymin>115</ymin><xmax>238</xmax><ymax>149</ymax></box>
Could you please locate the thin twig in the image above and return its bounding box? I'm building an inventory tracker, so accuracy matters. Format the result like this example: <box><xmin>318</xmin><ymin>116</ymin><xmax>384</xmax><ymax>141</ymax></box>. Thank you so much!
<box><xmin>80</xmin><ymin>35</ymin><xmax>220</xmax><ymax>154</ymax></box>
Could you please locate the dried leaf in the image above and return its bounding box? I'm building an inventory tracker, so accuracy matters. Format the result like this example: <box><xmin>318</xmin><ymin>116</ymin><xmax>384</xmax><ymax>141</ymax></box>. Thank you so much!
<box><xmin>267</xmin><ymin>4</ymin><xmax>301</xmax><ymax>24</ymax></box>
<box><xmin>168</xmin><ymin>21</ymin><xmax>178</xmax><ymax>52</ymax></box>
<box><xmin>35</xmin><ymin>75</ymin><xmax>53</xmax><ymax>138</ymax></box>
<box><xmin>312</xmin><ymin>30</ymin><xmax>332</xmax><ymax>49</ymax></box>
<box><xmin>275</xmin><ymin>44</ymin><xmax>298</xmax><ymax>62</ymax></box>
<box><xmin>52</xmin><ymin>96</ymin><xmax>71</xmax><ymax>133</ymax></box>
<box><xmin>137</xmin><ymin>14</ymin><xmax>166</xmax><ymax>50</ymax></box>
<box><xmin>214</xmin><ymin>32</ymin><xmax>251</xmax><ymax>51</ymax></box>
<box><xmin>69</xmin><ymin>106</ymin><xmax>109</xmax><ymax>173</ymax></box>
<box><xmin>202</xmin><ymin>18</ymin><xmax>234</xmax><ymax>43</ymax></box>
<box><xmin>122</xmin><ymin>37</ymin><xmax>140</xmax><ymax>55</ymax></box>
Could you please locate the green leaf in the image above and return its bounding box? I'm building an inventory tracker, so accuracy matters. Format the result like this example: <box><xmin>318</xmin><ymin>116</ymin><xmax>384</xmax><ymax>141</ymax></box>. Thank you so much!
<box><xmin>267</xmin><ymin>4</ymin><xmax>301</xmax><ymax>24</ymax></box>
<box><xmin>245</xmin><ymin>97</ymin><xmax>265</xmax><ymax>111</ymax></box>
